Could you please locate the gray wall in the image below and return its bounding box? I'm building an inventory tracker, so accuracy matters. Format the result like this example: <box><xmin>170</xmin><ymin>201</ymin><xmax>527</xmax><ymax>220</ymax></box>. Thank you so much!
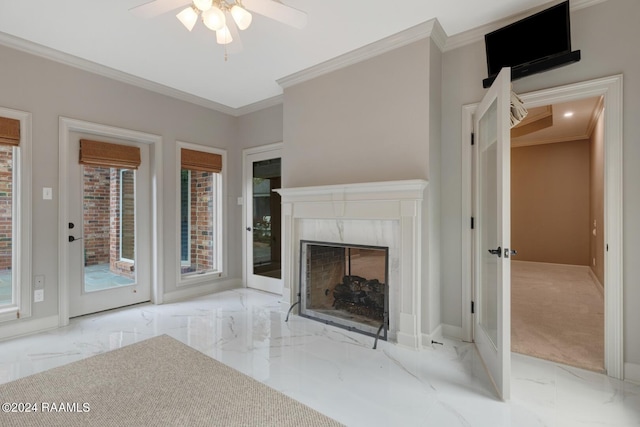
<box><xmin>282</xmin><ymin>40</ymin><xmax>431</xmax><ymax>188</ymax></box>
<box><xmin>0</xmin><ymin>43</ymin><xmax>238</xmax><ymax>324</ymax></box>
<box><xmin>440</xmin><ymin>0</ymin><xmax>640</xmax><ymax>364</ymax></box>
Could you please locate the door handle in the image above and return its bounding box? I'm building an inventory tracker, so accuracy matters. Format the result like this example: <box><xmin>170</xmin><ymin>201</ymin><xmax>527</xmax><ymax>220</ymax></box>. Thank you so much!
<box><xmin>488</xmin><ymin>246</ymin><xmax>502</xmax><ymax>257</ymax></box>
<box><xmin>68</xmin><ymin>236</ymin><xmax>83</xmax><ymax>242</ymax></box>
<box><xmin>246</xmin><ymin>227</ymin><xmax>251</xmax><ymax>232</ymax></box>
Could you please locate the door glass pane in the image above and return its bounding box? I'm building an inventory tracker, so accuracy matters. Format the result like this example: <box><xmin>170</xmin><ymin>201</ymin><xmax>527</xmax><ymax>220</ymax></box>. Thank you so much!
<box><xmin>479</xmin><ymin>99</ymin><xmax>499</xmax><ymax>347</ymax></box>
<box><xmin>83</xmin><ymin>166</ymin><xmax>135</xmax><ymax>292</ymax></box>
<box><xmin>0</xmin><ymin>146</ymin><xmax>14</xmax><ymax>306</ymax></box>
<box><xmin>252</xmin><ymin>158</ymin><xmax>281</xmax><ymax>279</ymax></box>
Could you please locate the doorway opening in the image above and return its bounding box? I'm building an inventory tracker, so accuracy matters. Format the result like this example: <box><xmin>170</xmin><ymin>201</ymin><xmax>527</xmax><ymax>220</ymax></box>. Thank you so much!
<box><xmin>243</xmin><ymin>143</ymin><xmax>283</xmax><ymax>294</ymax></box>
<box><xmin>462</xmin><ymin>75</ymin><xmax>623</xmax><ymax>379</ymax></box>
<box><xmin>510</xmin><ymin>96</ymin><xmax>605</xmax><ymax>372</ymax></box>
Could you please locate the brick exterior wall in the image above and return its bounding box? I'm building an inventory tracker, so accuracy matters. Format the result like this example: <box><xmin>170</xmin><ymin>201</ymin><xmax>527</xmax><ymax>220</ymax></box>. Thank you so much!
<box><xmin>185</xmin><ymin>171</ymin><xmax>214</xmax><ymax>273</ymax></box>
<box><xmin>83</xmin><ymin>166</ymin><xmax>111</xmax><ymax>266</ymax></box>
<box><xmin>82</xmin><ymin>166</ymin><xmax>134</xmax><ymax>279</ymax></box>
<box><xmin>0</xmin><ymin>146</ymin><xmax>13</xmax><ymax>271</ymax></box>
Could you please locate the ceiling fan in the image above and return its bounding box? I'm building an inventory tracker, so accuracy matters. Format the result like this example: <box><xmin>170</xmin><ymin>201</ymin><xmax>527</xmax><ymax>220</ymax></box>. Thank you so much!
<box><xmin>130</xmin><ymin>0</ymin><xmax>307</xmax><ymax>53</ymax></box>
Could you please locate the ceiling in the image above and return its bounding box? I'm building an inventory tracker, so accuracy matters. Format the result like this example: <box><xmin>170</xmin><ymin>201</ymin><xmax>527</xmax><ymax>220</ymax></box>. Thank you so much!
<box><xmin>0</xmin><ymin>0</ymin><xmax>573</xmax><ymax>113</ymax></box>
<box><xmin>512</xmin><ymin>96</ymin><xmax>603</xmax><ymax>147</ymax></box>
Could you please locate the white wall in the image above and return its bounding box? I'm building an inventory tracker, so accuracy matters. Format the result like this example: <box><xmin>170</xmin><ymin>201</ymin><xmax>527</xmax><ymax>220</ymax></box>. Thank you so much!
<box><xmin>0</xmin><ymin>43</ymin><xmax>238</xmax><ymax>328</ymax></box>
<box><xmin>440</xmin><ymin>0</ymin><xmax>640</xmax><ymax>365</ymax></box>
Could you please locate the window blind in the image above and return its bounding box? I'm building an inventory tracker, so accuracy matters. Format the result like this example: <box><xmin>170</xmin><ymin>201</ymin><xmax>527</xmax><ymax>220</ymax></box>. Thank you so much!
<box><xmin>79</xmin><ymin>139</ymin><xmax>141</xmax><ymax>169</ymax></box>
<box><xmin>181</xmin><ymin>148</ymin><xmax>222</xmax><ymax>173</ymax></box>
<box><xmin>0</xmin><ymin>117</ymin><xmax>20</xmax><ymax>146</ymax></box>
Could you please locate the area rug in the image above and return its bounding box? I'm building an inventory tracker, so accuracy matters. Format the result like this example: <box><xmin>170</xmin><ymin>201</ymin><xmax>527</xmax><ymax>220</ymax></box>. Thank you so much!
<box><xmin>0</xmin><ymin>334</ymin><xmax>343</xmax><ymax>427</ymax></box>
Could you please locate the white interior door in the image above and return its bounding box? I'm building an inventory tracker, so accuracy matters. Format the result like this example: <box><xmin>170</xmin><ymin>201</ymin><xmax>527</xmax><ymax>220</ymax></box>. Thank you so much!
<box><xmin>473</xmin><ymin>67</ymin><xmax>512</xmax><ymax>400</ymax></box>
<box><xmin>67</xmin><ymin>133</ymin><xmax>151</xmax><ymax>317</ymax></box>
<box><xmin>244</xmin><ymin>146</ymin><xmax>283</xmax><ymax>294</ymax></box>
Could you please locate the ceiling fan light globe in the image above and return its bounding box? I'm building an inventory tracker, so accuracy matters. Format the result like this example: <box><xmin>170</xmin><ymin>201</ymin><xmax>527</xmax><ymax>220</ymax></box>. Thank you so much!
<box><xmin>230</xmin><ymin>5</ymin><xmax>252</xmax><ymax>30</ymax></box>
<box><xmin>202</xmin><ymin>6</ymin><xmax>226</xmax><ymax>31</ymax></box>
<box><xmin>216</xmin><ymin>26</ymin><xmax>233</xmax><ymax>44</ymax></box>
<box><xmin>193</xmin><ymin>0</ymin><xmax>213</xmax><ymax>12</ymax></box>
<box><xmin>176</xmin><ymin>7</ymin><xmax>199</xmax><ymax>31</ymax></box>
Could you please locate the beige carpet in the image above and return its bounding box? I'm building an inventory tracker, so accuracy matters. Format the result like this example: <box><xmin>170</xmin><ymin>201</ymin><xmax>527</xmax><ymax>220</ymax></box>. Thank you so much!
<box><xmin>511</xmin><ymin>261</ymin><xmax>604</xmax><ymax>372</ymax></box>
<box><xmin>0</xmin><ymin>335</ymin><xmax>343</xmax><ymax>427</ymax></box>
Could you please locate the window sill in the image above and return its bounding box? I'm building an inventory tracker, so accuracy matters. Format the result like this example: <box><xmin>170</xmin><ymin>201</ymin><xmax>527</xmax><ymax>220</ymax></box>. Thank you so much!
<box><xmin>177</xmin><ymin>270</ymin><xmax>226</xmax><ymax>288</ymax></box>
<box><xmin>0</xmin><ymin>306</ymin><xmax>20</xmax><ymax>323</ymax></box>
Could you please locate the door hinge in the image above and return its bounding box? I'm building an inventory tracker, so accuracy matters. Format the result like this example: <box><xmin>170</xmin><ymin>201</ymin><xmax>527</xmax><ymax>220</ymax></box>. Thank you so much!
<box><xmin>471</xmin><ymin>133</ymin><xmax>475</xmax><ymax>146</ymax></box>
<box><xmin>606</xmin><ymin>244</ymin><xmax>609</xmax><ymax>251</ymax></box>
<box><xmin>16</xmin><ymin>311</ymin><xmax>20</xmax><ymax>319</ymax></box>
<box><xmin>471</xmin><ymin>301</ymin><xmax>475</xmax><ymax>314</ymax></box>
<box><xmin>471</xmin><ymin>217</ymin><xmax>475</xmax><ymax>229</ymax></box>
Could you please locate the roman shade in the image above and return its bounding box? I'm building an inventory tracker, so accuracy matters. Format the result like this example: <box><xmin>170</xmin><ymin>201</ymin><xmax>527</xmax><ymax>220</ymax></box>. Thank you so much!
<box><xmin>181</xmin><ymin>148</ymin><xmax>222</xmax><ymax>173</ymax></box>
<box><xmin>79</xmin><ymin>139</ymin><xmax>141</xmax><ymax>169</ymax></box>
<box><xmin>0</xmin><ymin>116</ymin><xmax>20</xmax><ymax>146</ymax></box>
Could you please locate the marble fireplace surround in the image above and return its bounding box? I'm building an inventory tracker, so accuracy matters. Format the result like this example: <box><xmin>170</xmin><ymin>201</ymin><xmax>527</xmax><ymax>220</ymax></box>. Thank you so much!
<box><xmin>276</xmin><ymin>180</ymin><xmax>428</xmax><ymax>349</ymax></box>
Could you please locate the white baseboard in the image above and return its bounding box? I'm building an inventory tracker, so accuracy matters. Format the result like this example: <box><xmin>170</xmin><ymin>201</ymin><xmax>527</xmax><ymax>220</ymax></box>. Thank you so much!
<box><xmin>422</xmin><ymin>324</ymin><xmax>443</xmax><ymax>347</ymax></box>
<box><xmin>624</xmin><ymin>362</ymin><xmax>640</xmax><ymax>384</ymax></box>
<box><xmin>0</xmin><ymin>315</ymin><xmax>59</xmax><ymax>342</ymax></box>
<box><xmin>162</xmin><ymin>278</ymin><xmax>242</xmax><ymax>303</ymax></box>
<box><xmin>441</xmin><ymin>324</ymin><xmax>465</xmax><ymax>341</ymax></box>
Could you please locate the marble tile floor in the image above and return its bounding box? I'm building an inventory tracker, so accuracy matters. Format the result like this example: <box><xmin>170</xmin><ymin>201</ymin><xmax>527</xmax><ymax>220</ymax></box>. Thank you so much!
<box><xmin>0</xmin><ymin>288</ymin><xmax>639</xmax><ymax>427</ymax></box>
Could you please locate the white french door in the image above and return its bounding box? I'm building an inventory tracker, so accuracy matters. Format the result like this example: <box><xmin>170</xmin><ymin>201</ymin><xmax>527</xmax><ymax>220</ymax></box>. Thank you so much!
<box><xmin>473</xmin><ymin>67</ymin><xmax>512</xmax><ymax>400</ymax></box>
<box><xmin>244</xmin><ymin>144</ymin><xmax>283</xmax><ymax>294</ymax></box>
<box><xmin>67</xmin><ymin>133</ymin><xmax>151</xmax><ymax>317</ymax></box>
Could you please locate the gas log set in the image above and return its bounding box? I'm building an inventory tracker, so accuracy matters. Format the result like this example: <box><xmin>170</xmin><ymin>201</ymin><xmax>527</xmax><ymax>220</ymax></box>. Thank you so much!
<box><xmin>332</xmin><ymin>275</ymin><xmax>386</xmax><ymax>322</ymax></box>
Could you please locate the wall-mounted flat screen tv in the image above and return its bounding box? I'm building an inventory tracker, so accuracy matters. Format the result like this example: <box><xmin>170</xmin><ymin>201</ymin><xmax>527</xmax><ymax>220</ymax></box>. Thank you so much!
<box><xmin>483</xmin><ymin>0</ymin><xmax>580</xmax><ymax>87</ymax></box>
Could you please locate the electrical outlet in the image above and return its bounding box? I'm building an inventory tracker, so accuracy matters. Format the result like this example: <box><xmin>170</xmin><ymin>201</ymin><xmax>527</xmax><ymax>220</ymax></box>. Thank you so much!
<box><xmin>34</xmin><ymin>289</ymin><xmax>44</xmax><ymax>303</ymax></box>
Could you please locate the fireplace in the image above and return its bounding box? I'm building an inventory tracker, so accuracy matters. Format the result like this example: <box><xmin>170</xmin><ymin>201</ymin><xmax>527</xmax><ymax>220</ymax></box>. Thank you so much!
<box><xmin>276</xmin><ymin>179</ymin><xmax>428</xmax><ymax>349</ymax></box>
<box><xmin>300</xmin><ymin>241</ymin><xmax>388</xmax><ymax>339</ymax></box>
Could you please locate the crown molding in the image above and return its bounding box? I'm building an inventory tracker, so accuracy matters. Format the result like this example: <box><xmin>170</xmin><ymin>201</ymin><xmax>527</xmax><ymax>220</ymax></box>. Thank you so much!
<box><xmin>0</xmin><ymin>31</ymin><xmax>239</xmax><ymax>117</ymax></box>
<box><xmin>586</xmin><ymin>95</ymin><xmax>605</xmax><ymax>137</ymax></box>
<box><xmin>443</xmin><ymin>0</ymin><xmax>609</xmax><ymax>52</ymax></box>
<box><xmin>235</xmin><ymin>94</ymin><xmax>283</xmax><ymax>116</ymax></box>
<box><xmin>512</xmin><ymin>134</ymin><xmax>590</xmax><ymax>148</ymax></box>
<box><xmin>277</xmin><ymin>19</ymin><xmax>443</xmax><ymax>89</ymax></box>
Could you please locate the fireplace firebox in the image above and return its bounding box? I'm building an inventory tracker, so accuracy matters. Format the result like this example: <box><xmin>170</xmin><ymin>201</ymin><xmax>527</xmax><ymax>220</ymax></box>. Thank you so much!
<box><xmin>299</xmin><ymin>240</ymin><xmax>389</xmax><ymax>340</ymax></box>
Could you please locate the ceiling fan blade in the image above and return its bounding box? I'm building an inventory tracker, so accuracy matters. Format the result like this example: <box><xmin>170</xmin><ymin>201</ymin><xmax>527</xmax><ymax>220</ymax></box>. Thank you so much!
<box><xmin>129</xmin><ymin>0</ymin><xmax>190</xmax><ymax>19</ymax></box>
<box><xmin>224</xmin><ymin>11</ymin><xmax>244</xmax><ymax>54</ymax></box>
<box><xmin>242</xmin><ymin>0</ymin><xmax>307</xmax><ymax>29</ymax></box>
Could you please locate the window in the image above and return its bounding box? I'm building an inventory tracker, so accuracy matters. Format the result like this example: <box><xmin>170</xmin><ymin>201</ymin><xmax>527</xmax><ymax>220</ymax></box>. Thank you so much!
<box><xmin>177</xmin><ymin>143</ymin><xmax>225</xmax><ymax>283</ymax></box>
<box><xmin>0</xmin><ymin>111</ymin><xmax>31</xmax><ymax>322</ymax></box>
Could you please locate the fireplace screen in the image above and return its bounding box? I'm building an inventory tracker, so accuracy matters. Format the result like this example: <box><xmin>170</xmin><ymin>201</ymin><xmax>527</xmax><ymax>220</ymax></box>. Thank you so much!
<box><xmin>299</xmin><ymin>241</ymin><xmax>389</xmax><ymax>339</ymax></box>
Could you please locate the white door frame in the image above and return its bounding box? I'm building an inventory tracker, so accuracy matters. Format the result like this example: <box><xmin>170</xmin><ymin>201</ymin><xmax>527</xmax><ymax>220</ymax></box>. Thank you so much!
<box><xmin>58</xmin><ymin>117</ymin><xmax>163</xmax><ymax>326</ymax></box>
<box><xmin>242</xmin><ymin>142</ymin><xmax>283</xmax><ymax>291</ymax></box>
<box><xmin>461</xmin><ymin>75</ymin><xmax>624</xmax><ymax>379</ymax></box>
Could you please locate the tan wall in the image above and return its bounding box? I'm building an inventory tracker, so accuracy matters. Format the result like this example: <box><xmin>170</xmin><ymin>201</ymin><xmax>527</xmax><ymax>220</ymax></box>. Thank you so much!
<box><xmin>590</xmin><ymin>111</ymin><xmax>605</xmax><ymax>285</ymax></box>
<box><xmin>511</xmin><ymin>140</ymin><xmax>591</xmax><ymax>265</ymax></box>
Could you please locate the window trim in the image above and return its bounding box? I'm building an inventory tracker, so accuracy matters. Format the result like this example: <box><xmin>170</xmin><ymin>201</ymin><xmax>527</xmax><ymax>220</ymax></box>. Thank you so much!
<box><xmin>0</xmin><ymin>107</ymin><xmax>31</xmax><ymax>323</ymax></box>
<box><xmin>119</xmin><ymin>168</ymin><xmax>136</xmax><ymax>263</ymax></box>
<box><xmin>175</xmin><ymin>141</ymin><xmax>226</xmax><ymax>287</ymax></box>
<box><xmin>180</xmin><ymin>169</ymin><xmax>191</xmax><ymax>267</ymax></box>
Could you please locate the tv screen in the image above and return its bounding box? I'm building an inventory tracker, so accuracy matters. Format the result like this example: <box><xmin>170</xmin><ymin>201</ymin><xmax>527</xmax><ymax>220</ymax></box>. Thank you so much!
<box><xmin>485</xmin><ymin>1</ymin><xmax>571</xmax><ymax>78</ymax></box>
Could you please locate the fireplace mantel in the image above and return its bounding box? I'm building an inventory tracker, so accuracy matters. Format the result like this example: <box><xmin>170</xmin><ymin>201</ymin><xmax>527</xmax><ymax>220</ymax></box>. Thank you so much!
<box><xmin>276</xmin><ymin>180</ymin><xmax>428</xmax><ymax>349</ymax></box>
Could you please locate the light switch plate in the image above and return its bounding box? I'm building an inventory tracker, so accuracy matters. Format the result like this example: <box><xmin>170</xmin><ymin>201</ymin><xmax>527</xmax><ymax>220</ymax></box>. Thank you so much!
<box><xmin>43</xmin><ymin>187</ymin><xmax>53</xmax><ymax>200</ymax></box>
<box><xmin>34</xmin><ymin>289</ymin><xmax>44</xmax><ymax>302</ymax></box>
